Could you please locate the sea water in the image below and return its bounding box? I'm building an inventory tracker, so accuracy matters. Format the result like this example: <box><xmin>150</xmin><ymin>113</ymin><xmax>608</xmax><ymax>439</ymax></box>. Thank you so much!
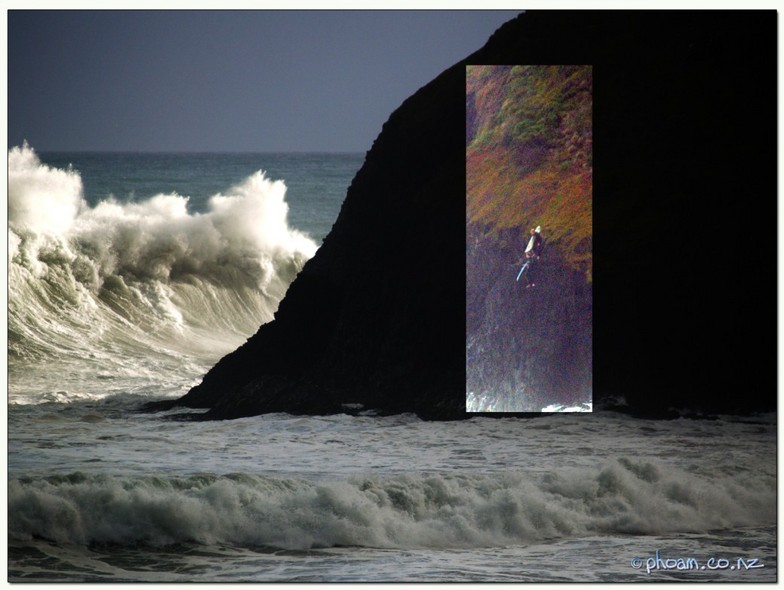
<box><xmin>7</xmin><ymin>146</ymin><xmax>777</xmax><ymax>582</ymax></box>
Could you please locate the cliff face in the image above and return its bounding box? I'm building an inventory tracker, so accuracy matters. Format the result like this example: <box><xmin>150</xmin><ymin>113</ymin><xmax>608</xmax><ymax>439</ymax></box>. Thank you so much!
<box><xmin>467</xmin><ymin>226</ymin><xmax>592</xmax><ymax>411</ymax></box>
<box><xmin>164</xmin><ymin>11</ymin><xmax>775</xmax><ymax>420</ymax></box>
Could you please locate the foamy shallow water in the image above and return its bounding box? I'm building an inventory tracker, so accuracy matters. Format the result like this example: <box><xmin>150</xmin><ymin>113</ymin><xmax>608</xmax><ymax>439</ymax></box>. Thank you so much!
<box><xmin>9</xmin><ymin>405</ymin><xmax>778</xmax><ymax>480</ymax></box>
<box><xmin>10</xmin><ymin>528</ymin><xmax>776</xmax><ymax>583</ymax></box>
<box><xmin>8</xmin><ymin>403</ymin><xmax>777</xmax><ymax>582</ymax></box>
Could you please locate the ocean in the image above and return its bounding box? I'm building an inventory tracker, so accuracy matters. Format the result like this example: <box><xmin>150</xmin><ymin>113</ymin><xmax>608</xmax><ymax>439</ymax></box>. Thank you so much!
<box><xmin>7</xmin><ymin>145</ymin><xmax>777</xmax><ymax>582</ymax></box>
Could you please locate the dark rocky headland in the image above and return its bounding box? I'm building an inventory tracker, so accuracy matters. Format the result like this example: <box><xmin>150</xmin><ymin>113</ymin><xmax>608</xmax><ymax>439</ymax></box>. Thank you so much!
<box><xmin>150</xmin><ymin>11</ymin><xmax>776</xmax><ymax>420</ymax></box>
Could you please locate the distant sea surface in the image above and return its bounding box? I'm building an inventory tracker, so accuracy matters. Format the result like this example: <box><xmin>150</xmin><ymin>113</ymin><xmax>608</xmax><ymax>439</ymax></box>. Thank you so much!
<box><xmin>7</xmin><ymin>146</ymin><xmax>776</xmax><ymax>582</ymax></box>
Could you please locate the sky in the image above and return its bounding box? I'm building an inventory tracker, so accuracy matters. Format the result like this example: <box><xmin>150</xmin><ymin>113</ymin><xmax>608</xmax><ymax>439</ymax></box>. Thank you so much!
<box><xmin>7</xmin><ymin>10</ymin><xmax>520</xmax><ymax>153</ymax></box>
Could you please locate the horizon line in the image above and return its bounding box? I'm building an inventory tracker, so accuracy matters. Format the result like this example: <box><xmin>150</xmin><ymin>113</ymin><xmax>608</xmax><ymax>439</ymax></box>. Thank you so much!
<box><xmin>11</xmin><ymin>146</ymin><xmax>368</xmax><ymax>156</ymax></box>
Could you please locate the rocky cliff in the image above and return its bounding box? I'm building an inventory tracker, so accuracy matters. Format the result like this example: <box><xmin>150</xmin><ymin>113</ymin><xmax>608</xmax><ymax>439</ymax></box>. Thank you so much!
<box><xmin>155</xmin><ymin>10</ymin><xmax>775</xmax><ymax>420</ymax></box>
<box><xmin>467</xmin><ymin>225</ymin><xmax>593</xmax><ymax>412</ymax></box>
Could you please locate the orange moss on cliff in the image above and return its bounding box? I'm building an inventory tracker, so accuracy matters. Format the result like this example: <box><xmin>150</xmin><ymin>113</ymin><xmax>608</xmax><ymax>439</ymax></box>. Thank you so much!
<box><xmin>467</xmin><ymin>65</ymin><xmax>592</xmax><ymax>281</ymax></box>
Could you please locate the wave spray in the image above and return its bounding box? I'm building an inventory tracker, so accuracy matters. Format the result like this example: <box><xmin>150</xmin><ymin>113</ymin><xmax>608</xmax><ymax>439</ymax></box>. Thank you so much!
<box><xmin>8</xmin><ymin>144</ymin><xmax>317</xmax><ymax>404</ymax></box>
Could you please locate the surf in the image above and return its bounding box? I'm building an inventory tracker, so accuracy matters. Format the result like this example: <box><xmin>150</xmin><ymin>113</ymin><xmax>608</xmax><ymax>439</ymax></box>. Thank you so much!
<box><xmin>8</xmin><ymin>457</ymin><xmax>776</xmax><ymax>549</ymax></box>
<box><xmin>8</xmin><ymin>144</ymin><xmax>318</xmax><ymax>405</ymax></box>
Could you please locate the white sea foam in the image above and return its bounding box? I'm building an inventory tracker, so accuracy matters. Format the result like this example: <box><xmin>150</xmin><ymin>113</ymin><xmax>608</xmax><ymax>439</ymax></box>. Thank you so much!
<box><xmin>8</xmin><ymin>399</ymin><xmax>776</xmax><ymax>581</ymax></box>
<box><xmin>8</xmin><ymin>457</ymin><xmax>776</xmax><ymax>549</ymax></box>
<box><xmin>9</xmin><ymin>142</ymin><xmax>86</xmax><ymax>235</ymax></box>
<box><xmin>541</xmin><ymin>402</ymin><xmax>592</xmax><ymax>412</ymax></box>
<box><xmin>8</xmin><ymin>144</ymin><xmax>317</xmax><ymax>403</ymax></box>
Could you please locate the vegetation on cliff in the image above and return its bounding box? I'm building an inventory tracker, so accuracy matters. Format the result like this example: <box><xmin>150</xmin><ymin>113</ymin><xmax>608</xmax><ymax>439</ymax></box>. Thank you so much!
<box><xmin>467</xmin><ymin>65</ymin><xmax>592</xmax><ymax>280</ymax></box>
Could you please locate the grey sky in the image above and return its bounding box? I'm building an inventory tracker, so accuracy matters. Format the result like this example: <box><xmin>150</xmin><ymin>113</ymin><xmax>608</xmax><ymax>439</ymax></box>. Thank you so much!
<box><xmin>8</xmin><ymin>10</ymin><xmax>520</xmax><ymax>152</ymax></box>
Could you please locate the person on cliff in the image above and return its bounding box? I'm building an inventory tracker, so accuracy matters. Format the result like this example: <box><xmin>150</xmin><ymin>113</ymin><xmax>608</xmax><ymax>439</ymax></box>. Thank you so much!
<box><xmin>516</xmin><ymin>226</ymin><xmax>543</xmax><ymax>288</ymax></box>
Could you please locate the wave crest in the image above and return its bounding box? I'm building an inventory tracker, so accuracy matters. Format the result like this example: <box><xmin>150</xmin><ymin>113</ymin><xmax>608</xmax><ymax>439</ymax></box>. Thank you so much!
<box><xmin>9</xmin><ymin>459</ymin><xmax>776</xmax><ymax>549</ymax></box>
<box><xmin>9</xmin><ymin>142</ymin><xmax>86</xmax><ymax>235</ymax></box>
<box><xmin>8</xmin><ymin>144</ymin><xmax>318</xmax><ymax>403</ymax></box>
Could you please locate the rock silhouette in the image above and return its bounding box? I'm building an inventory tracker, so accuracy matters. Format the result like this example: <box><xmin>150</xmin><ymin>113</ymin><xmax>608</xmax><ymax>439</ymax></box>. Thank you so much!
<box><xmin>152</xmin><ymin>11</ymin><xmax>775</xmax><ymax>420</ymax></box>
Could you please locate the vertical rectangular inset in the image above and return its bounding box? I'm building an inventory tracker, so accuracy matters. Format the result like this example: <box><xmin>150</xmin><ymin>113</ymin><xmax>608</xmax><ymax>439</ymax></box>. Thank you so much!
<box><xmin>466</xmin><ymin>65</ymin><xmax>593</xmax><ymax>413</ymax></box>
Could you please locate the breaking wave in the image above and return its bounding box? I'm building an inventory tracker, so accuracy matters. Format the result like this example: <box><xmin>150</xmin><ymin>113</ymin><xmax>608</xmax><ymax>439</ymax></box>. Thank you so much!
<box><xmin>9</xmin><ymin>457</ymin><xmax>775</xmax><ymax>549</ymax></box>
<box><xmin>8</xmin><ymin>143</ymin><xmax>317</xmax><ymax>404</ymax></box>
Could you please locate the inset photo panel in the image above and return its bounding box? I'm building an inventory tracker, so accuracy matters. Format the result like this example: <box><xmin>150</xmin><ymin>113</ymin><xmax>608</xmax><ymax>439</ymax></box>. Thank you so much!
<box><xmin>466</xmin><ymin>65</ymin><xmax>592</xmax><ymax>413</ymax></box>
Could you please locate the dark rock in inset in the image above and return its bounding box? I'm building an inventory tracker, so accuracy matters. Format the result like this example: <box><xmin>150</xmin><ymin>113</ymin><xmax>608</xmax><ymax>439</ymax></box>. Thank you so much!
<box><xmin>466</xmin><ymin>224</ymin><xmax>592</xmax><ymax>411</ymax></box>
